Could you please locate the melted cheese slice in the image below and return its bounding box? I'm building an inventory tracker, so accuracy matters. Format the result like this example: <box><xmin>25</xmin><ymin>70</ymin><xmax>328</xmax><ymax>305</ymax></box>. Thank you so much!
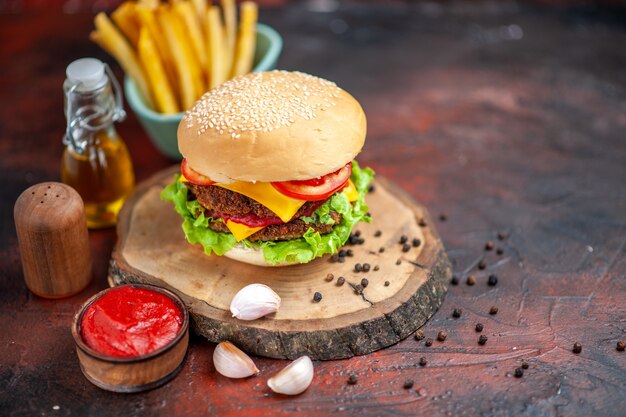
<box><xmin>344</xmin><ymin>180</ymin><xmax>359</xmax><ymax>202</ymax></box>
<box><xmin>225</xmin><ymin>220</ymin><xmax>264</xmax><ymax>242</ymax></box>
<box><xmin>215</xmin><ymin>181</ymin><xmax>306</xmax><ymax>223</ymax></box>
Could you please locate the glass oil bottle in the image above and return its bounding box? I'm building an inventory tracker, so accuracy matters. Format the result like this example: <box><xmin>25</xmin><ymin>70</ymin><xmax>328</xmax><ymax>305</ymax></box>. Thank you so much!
<box><xmin>61</xmin><ymin>58</ymin><xmax>134</xmax><ymax>228</ymax></box>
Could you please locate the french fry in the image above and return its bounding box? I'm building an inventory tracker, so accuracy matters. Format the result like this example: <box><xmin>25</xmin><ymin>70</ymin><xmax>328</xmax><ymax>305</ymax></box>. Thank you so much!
<box><xmin>158</xmin><ymin>7</ymin><xmax>204</xmax><ymax>109</ymax></box>
<box><xmin>135</xmin><ymin>4</ymin><xmax>180</xmax><ymax>99</ymax></box>
<box><xmin>170</xmin><ymin>6</ymin><xmax>206</xmax><ymax>98</ymax></box>
<box><xmin>206</xmin><ymin>6</ymin><xmax>227</xmax><ymax>89</ymax></box>
<box><xmin>221</xmin><ymin>0</ymin><xmax>236</xmax><ymax>77</ymax></box>
<box><xmin>111</xmin><ymin>2</ymin><xmax>140</xmax><ymax>47</ymax></box>
<box><xmin>191</xmin><ymin>0</ymin><xmax>207</xmax><ymax>29</ymax></box>
<box><xmin>174</xmin><ymin>1</ymin><xmax>208</xmax><ymax>79</ymax></box>
<box><xmin>138</xmin><ymin>0</ymin><xmax>159</xmax><ymax>9</ymax></box>
<box><xmin>231</xmin><ymin>2</ymin><xmax>257</xmax><ymax>77</ymax></box>
<box><xmin>93</xmin><ymin>13</ymin><xmax>154</xmax><ymax>108</ymax></box>
<box><xmin>138</xmin><ymin>28</ymin><xmax>179</xmax><ymax>114</ymax></box>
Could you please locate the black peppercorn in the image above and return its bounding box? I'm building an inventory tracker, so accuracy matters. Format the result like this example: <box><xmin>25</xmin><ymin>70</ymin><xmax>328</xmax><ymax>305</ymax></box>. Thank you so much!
<box><xmin>497</xmin><ymin>231</ymin><xmax>506</xmax><ymax>240</ymax></box>
<box><xmin>475</xmin><ymin>323</ymin><xmax>484</xmax><ymax>332</ymax></box>
<box><xmin>489</xmin><ymin>306</ymin><xmax>498</xmax><ymax>315</ymax></box>
<box><xmin>514</xmin><ymin>368</ymin><xmax>524</xmax><ymax>378</ymax></box>
<box><xmin>496</xmin><ymin>248</ymin><xmax>504</xmax><ymax>255</ymax></box>
<box><xmin>437</xmin><ymin>331</ymin><xmax>447</xmax><ymax>342</ymax></box>
<box><xmin>373</xmin><ymin>265</ymin><xmax>380</xmax><ymax>271</ymax></box>
<box><xmin>488</xmin><ymin>274</ymin><xmax>498</xmax><ymax>286</ymax></box>
<box><xmin>419</xmin><ymin>219</ymin><xmax>427</xmax><ymax>227</ymax></box>
<box><xmin>402</xmin><ymin>243</ymin><xmax>411</xmax><ymax>252</ymax></box>
<box><xmin>399</xmin><ymin>235</ymin><xmax>408</xmax><ymax>244</ymax></box>
<box><xmin>478</xmin><ymin>260</ymin><xmax>486</xmax><ymax>270</ymax></box>
<box><xmin>338</xmin><ymin>257</ymin><xmax>345</xmax><ymax>263</ymax></box>
<box><xmin>396</xmin><ymin>259</ymin><xmax>402</xmax><ymax>265</ymax></box>
<box><xmin>363</xmin><ymin>263</ymin><xmax>371</xmax><ymax>272</ymax></box>
<box><xmin>617</xmin><ymin>341</ymin><xmax>625</xmax><ymax>351</ymax></box>
<box><xmin>347</xmin><ymin>374</ymin><xmax>358</xmax><ymax>385</ymax></box>
<box><xmin>374</xmin><ymin>230</ymin><xmax>382</xmax><ymax>237</ymax></box>
<box><xmin>478</xmin><ymin>335</ymin><xmax>488</xmax><ymax>345</ymax></box>
<box><xmin>346</xmin><ymin>249</ymin><xmax>354</xmax><ymax>257</ymax></box>
<box><xmin>379</xmin><ymin>247</ymin><xmax>385</xmax><ymax>253</ymax></box>
<box><xmin>485</xmin><ymin>241</ymin><xmax>494</xmax><ymax>251</ymax></box>
<box><xmin>412</xmin><ymin>238</ymin><xmax>421</xmax><ymax>247</ymax></box>
<box><xmin>424</xmin><ymin>339</ymin><xmax>433</xmax><ymax>347</ymax></box>
<box><xmin>338</xmin><ymin>249</ymin><xmax>347</xmax><ymax>258</ymax></box>
<box><xmin>450</xmin><ymin>276</ymin><xmax>459</xmax><ymax>285</ymax></box>
<box><xmin>313</xmin><ymin>292</ymin><xmax>322</xmax><ymax>302</ymax></box>
<box><xmin>466</xmin><ymin>276</ymin><xmax>476</xmax><ymax>286</ymax></box>
<box><xmin>384</xmin><ymin>280</ymin><xmax>390</xmax><ymax>287</ymax></box>
<box><xmin>573</xmin><ymin>342</ymin><xmax>582</xmax><ymax>354</ymax></box>
<box><xmin>452</xmin><ymin>308</ymin><xmax>462</xmax><ymax>318</ymax></box>
<box><xmin>354</xmin><ymin>230</ymin><xmax>361</xmax><ymax>238</ymax></box>
<box><xmin>403</xmin><ymin>379</ymin><xmax>414</xmax><ymax>389</ymax></box>
<box><xmin>337</xmin><ymin>276</ymin><xmax>345</xmax><ymax>286</ymax></box>
<box><xmin>330</xmin><ymin>254</ymin><xmax>339</xmax><ymax>263</ymax></box>
<box><xmin>521</xmin><ymin>362</ymin><xmax>529</xmax><ymax>369</ymax></box>
<box><xmin>354</xmin><ymin>284</ymin><xmax>363</xmax><ymax>294</ymax></box>
<box><xmin>354</xmin><ymin>263</ymin><xmax>362</xmax><ymax>272</ymax></box>
<box><xmin>325</xmin><ymin>273</ymin><xmax>334</xmax><ymax>282</ymax></box>
<box><xmin>419</xmin><ymin>357</ymin><xmax>427</xmax><ymax>366</ymax></box>
<box><xmin>361</xmin><ymin>278</ymin><xmax>369</xmax><ymax>288</ymax></box>
<box><xmin>414</xmin><ymin>330</ymin><xmax>425</xmax><ymax>341</ymax></box>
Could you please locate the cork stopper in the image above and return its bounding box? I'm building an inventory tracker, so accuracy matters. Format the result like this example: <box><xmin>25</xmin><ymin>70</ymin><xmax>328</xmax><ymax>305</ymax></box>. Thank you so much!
<box><xmin>14</xmin><ymin>182</ymin><xmax>92</xmax><ymax>298</ymax></box>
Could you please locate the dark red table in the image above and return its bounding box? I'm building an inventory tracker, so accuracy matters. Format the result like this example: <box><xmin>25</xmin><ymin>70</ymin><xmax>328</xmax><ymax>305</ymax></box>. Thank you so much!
<box><xmin>1</xmin><ymin>1</ymin><xmax>625</xmax><ymax>416</ymax></box>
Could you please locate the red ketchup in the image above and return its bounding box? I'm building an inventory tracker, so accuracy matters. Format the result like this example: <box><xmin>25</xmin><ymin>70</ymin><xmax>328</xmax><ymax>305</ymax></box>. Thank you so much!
<box><xmin>80</xmin><ymin>286</ymin><xmax>183</xmax><ymax>358</ymax></box>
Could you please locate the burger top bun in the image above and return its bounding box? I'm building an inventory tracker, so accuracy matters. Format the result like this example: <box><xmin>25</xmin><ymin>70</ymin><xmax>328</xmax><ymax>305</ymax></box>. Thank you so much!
<box><xmin>178</xmin><ymin>70</ymin><xmax>367</xmax><ymax>183</ymax></box>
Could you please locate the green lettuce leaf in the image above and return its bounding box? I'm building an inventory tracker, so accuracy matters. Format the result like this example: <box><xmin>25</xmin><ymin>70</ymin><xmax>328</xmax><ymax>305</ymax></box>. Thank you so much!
<box><xmin>160</xmin><ymin>179</ymin><xmax>237</xmax><ymax>256</ymax></box>
<box><xmin>299</xmin><ymin>201</ymin><xmax>335</xmax><ymax>226</ymax></box>
<box><xmin>161</xmin><ymin>161</ymin><xmax>375</xmax><ymax>264</ymax></box>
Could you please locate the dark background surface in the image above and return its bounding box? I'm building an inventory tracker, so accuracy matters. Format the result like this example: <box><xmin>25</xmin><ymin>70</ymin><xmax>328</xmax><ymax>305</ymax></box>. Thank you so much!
<box><xmin>1</xmin><ymin>1</ymin><xmax>625</xmax><ymax>416</ymax></box>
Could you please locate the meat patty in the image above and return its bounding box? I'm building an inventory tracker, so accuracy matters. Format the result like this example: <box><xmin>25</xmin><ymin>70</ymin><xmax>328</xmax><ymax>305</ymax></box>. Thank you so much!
<box><xmin>186</xmin><ymin>183</ymin><xmax>324</xmax><ymax>220</ymax></box>
<box><xmin>208</xmin><ymin>212</ymin><xmax>342</xmax><ymax>242</ymax></box>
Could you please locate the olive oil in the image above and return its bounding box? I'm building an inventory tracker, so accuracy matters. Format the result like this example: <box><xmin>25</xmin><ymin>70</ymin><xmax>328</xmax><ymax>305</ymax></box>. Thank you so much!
<box><xmin>61</xmin><ymin>130</ymin><xmax>134</xmax><ymax>228</ymax></box>
<box><xmin>61</xmin><ymin>58</ymin><xmax>134</xmax><ymax>228</ymax></box>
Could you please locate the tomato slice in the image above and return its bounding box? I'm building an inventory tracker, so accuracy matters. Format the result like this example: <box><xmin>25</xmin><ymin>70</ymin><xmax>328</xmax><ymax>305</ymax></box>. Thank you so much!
<box><xmin>271</xmin><ymin>163</ymin><xmax>352</xmax><ymax>201</ymax></box>
<box><xmin>181</xmin><ymin>158</ymin><xmax>215</xmax><ymax>186</ymax></box>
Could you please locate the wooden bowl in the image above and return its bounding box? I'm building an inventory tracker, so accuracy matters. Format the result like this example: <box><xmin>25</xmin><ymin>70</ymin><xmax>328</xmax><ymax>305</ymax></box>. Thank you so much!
<box><xmin>71</xmin><ymin>284</ymin><xmax>189</xmax><ymax>393</ymax></box>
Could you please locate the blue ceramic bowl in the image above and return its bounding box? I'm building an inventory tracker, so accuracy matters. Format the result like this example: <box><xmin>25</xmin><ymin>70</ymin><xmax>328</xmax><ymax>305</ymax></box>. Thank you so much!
<box><xmin>125</xmin><ymin>23</ymin><xmax>283</xmax><ymax>160</ymax></box>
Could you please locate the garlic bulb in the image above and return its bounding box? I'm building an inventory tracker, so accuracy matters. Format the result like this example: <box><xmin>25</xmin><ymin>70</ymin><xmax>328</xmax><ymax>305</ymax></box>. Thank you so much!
<box><xmin>213</xmin><ymin>341</ymin><xmax>259</xmax><ymax>378</ymax></box>
<box><xmin>267</xmin><ymin>356</ymin><xmax>314</xmax><ymax>395</ymax></box>
<box><xmin>230</xmin><ymin>283</ymin><xmax>281</xmax><ymax>320</ymax></box>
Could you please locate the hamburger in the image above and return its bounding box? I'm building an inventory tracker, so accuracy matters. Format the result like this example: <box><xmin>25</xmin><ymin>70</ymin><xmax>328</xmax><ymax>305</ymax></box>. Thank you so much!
<box><xmin>161</xmin><ymin>70</ymin><xmax>374</xmax><ymax>266</ymax></box>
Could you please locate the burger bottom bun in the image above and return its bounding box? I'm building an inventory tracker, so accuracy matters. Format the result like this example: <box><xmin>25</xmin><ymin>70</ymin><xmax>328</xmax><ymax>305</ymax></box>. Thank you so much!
<box><xmin>223</xmin><ymin>244</ymin><xmax>296</xmax><ymax>267</ymax></box>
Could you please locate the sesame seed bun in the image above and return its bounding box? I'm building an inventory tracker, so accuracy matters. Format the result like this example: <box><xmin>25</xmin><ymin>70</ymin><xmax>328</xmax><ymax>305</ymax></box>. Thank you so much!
<box><xmin>178</xmin><ymin>70</ymin><xmax>367</xmax><ymax>183</ymax></box>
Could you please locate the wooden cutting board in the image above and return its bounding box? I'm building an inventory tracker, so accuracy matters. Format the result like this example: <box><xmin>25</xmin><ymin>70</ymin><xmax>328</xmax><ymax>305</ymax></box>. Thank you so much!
<box><xmin>109</xmin><ymin>166</ymin><xmax>451</xmax><ymax>360</ymax></box>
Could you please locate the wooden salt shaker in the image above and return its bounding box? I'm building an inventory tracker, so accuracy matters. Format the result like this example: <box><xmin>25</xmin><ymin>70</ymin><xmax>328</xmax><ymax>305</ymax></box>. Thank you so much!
<box><xmin>14</xmin><ymin>182</ymin><xmax>92</xmax><ymax>298</ymax></box>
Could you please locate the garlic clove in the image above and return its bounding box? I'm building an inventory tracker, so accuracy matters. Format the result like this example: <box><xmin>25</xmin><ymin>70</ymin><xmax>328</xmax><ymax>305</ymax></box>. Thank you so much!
<box><xmin>267</xmin><ymin>356</ymin><xmax>314</xmax><ymax>395</ymax></box>
<box><xmin>213</xmin><ymin>341</ymin><xmax>260</xmax><ymax>378</ymax></box>
<box><xmin>230</xmin><ymin>283</ymin><xmax>281</xmax><ymax>321</ymax></box>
